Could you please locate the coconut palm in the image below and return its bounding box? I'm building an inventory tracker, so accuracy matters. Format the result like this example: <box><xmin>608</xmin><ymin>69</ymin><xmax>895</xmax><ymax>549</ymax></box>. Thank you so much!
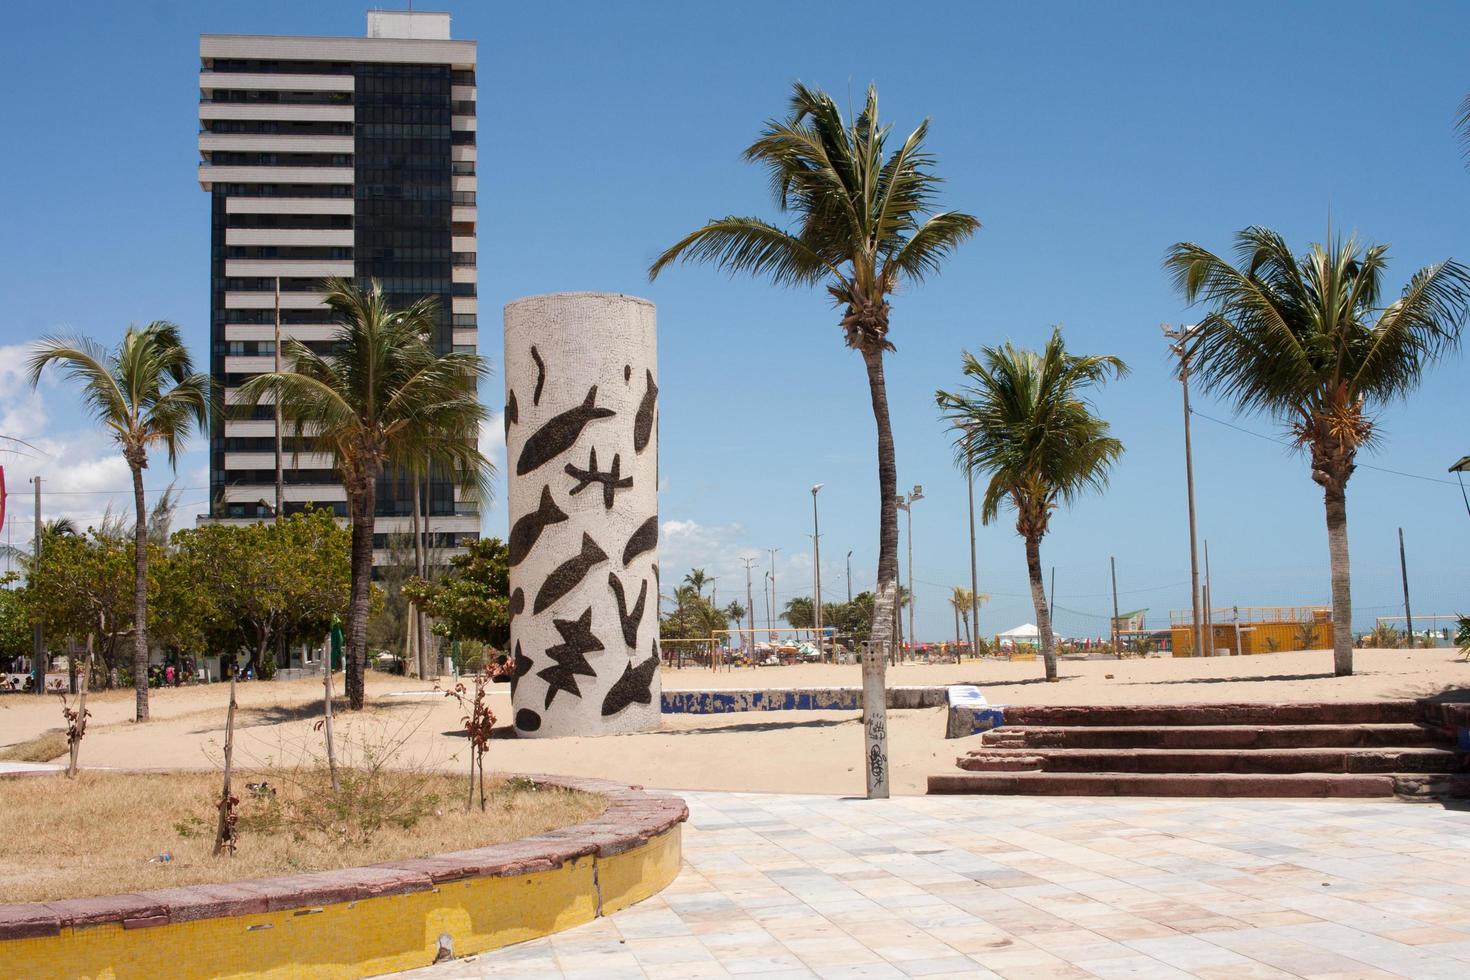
<box><xmin>649</xmin><ymin>82</ymin><xmax>979</xmax><ymax>751</ymax></box>
<box><xmin>1165</xmin><ymin>227</ymin><xmax>1470</xmax><ymax>676</ymax></box>
<box><xmin>948</xmin><ymin>586</ymin><xmax>989</xmax><ymax>653</ymax></box>
<box><xmin>236</xmin><ymin>277</ymin><xmax>492</xmax><ymax>710</ymax></box>
<box><xmin>683</xmin><ymin>568</ymin><xmax>711</xmax><ymax>602</ymax></box>
<box><xmin>937</xmin><ymin>328</ymin><xmax>1127</xmax><ymax>681</ymax></box>
<box><xmin>28</xmin><ymin>324</ymin><xmax>208</xmax><ymax>721</ymax></box>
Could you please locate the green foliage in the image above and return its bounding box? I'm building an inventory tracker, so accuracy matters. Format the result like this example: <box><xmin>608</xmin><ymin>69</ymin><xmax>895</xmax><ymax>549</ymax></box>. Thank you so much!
<box><xmin>0</xmin><ymin>580</ymin><xmax>33</xmax><ymax>669</ymax></box>
<box><xmin>165</xmin><ymin>507</ymin><xmax>352</xmax><ymax>670</ymax></box>
<box><xmin>1367</xmin><ymin>623</ymin><xmax>1402</xmax><ymax>649</ymax></box>
<box><xmin>403</xmin><ymin>538</ymin><xmax>510</xmax><ymax>650</ymax></box>
<box><xmin>1455</xmin><ymin>615</ymin><xmax>1469</xmax><ymax>660</ymax></box>
<box><xmin>660</xmin><ymin>585</ymin><xmax>728</xmax><ymax>641</ymax></box>
<box><xmin>780</xmin><ymin>596</ymin><xmax>814</xmax><ymax>629</ymax></box>
<box><xmin>20</xmin><ymin>528</ymin><xmax>136</xmax><ymax>681</ymax></box>
<box><xmin>937</xmin><ymin>328</ymin><xmax>1128</xmax><ymax>539</ymax></box>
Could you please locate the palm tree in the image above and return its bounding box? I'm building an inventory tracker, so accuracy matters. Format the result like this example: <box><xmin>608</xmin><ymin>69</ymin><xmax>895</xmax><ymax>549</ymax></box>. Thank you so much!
<box><xmin>236</xmin><ymin>278</ymin><xmax>492</xmax><ymax>709</ymax></box>
<box><xmin>649</xmin><ymin>82</ymin><xmax>979</xmax><ymax>697</ymax></box>
<box><xmin>683</xmin><ymin>568</ymin><xmax>711</xmax><ymax>602</ymax></box>
<box><xmin>937</xmin><ymin>328</ymin><xmax>1127</xmax><ymax>681</ymax></box>
<box><xmin>949</xmin><ymin>586</ymin><xmax>970</xmax><ymax>652</ymax></box>
<box><xmin>28</xmin><ymin>323</ymin><xmax>207</xmax><ymax>721</ymax></box>
<box><xmin>1165</xmin><ymin>227</ymin><xmax>1470</xmax><ymax>676</ymax></box>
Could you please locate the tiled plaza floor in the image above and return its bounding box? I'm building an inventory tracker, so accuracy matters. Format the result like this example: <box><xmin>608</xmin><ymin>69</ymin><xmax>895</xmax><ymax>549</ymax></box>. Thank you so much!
<box><xmin>397</xmin><ymin>791</ymin><xmax>1470</xmax><ymax>979</ymax></box>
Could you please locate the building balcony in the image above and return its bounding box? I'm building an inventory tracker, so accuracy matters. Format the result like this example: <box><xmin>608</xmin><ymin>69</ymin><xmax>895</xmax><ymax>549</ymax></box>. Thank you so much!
<box><xmin>225</xmin><ymin>227</ymin><xmax>355</xmax><ymax>248</ymax></box>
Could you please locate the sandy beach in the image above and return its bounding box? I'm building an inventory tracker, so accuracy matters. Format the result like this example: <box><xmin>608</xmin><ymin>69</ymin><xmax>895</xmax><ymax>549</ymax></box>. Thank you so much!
<box><xmin>3</xmin><ymin>647</ymin><xmax>1466</xmax><ymax>796</ymax></box>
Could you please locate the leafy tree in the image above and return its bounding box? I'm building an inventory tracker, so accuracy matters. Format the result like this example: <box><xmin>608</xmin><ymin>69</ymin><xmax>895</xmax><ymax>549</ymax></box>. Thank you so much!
<box><xmin>1166</xmin><ymin>227</ymin><xmax>1470</xmax><ymax>676</ymax></box>
<box><xmin>0</xmin><ymin>579</ymin><xmax>31</xmax><ymax>670</ymax></box>
<box><xmin>167</xmin><ymin>507</ymin><xmax>352</xmax><ymax>675</ymax></box>
<box><xmin>403</xmin><ymin>537</ymin><xmax>510</xmax><ymax>650</ymax></box>
<box><xmin>28</xmin><ymin>323</ymin><xmax>208</xmax><ymax>720</ymax></box>
<box><xmin>236</xmin><ymin>278</ymin><xmax>493</xmax><ymax>709</ymax></box>
<box><xmin>723</xmin><ymin>600</ymin><xmax>746</xmax><ymax>629</ymax></box>
<box><xmin>649</xmin><ymin>83</ymin><xmax>980</xmax><ymax>725</ymax></box>
<box><xmin>937</xmin><ymin>328</ymin><xmax>1127</xmax><ymax>681</ymax></box>
<box><xmin>20</xmin><ymin>529</ymin><xmax>137</xmax><ymax>686</ymax></box>
<box><xmin>683</xmin><ymin>568</ymin><xmax>711</xmax><ymax>601</ymax></box>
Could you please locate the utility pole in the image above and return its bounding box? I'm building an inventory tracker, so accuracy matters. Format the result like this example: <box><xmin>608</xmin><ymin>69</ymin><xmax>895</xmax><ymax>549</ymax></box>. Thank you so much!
<box><xmin>741</xmin><ymin>557</ymin><xmax>757</xmax><ymax>657</ymax></box>
<box><xmin>1398</xmin><ymin>527</ymin><xmax>1414</xmax><ymax>647</ymax></box>
<box><xmin>763</xmin><ymin>570</ymin><xmax>772</xmax><ymax>633</ymax></box>
<box><xmin>811</xmin><ymin>484</ymin><xmax>824</xmax><ymax>661</ymax></box>
<box><xmin>846</xmin><ymin>550</ymin><xmax>853</xmax><ymax>604</ymax></box>
<box><xmin>273</xmin><ymin>276</ymin><xmax>283</xmax><ymax>525</ymax></box>
<box><xmin>31</xmin><ymin>476</ymin><xmax>44</xmax><ymax>694</ymax></box>
<box><xmin>1110</xmin><ymin>555</ymin><xmax>1121</xmax><ymax>657</ymax></box>
<box><xmin>1163</xmin><ymin>324</ymin><xmax>1204</xmax><ymax>658</ymax></box>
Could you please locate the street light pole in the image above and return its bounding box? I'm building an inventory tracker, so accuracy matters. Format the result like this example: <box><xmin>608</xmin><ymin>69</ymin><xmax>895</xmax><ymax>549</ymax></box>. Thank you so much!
<box><xmin>966</xmin><ymin>428</ymin><xmax>981</xmax><ymax>656</ymax></box>
<box><xmin>768</xmin><ymin>547</ymin><xmax>780</xmax><ymax>632</ymax></box>
<box><xmin>811</xmin><ymin>484</ymin><xmax>824</xmax><ymax>661</ymax></box>
<box><xmin>846</xmin><ymin>550</ymin><xmax>853</xmax><ymax>604</ymax></box>
<box><xmin>741</xmin><ymin>556</ymin><xmax>757</xmax><ymax>656</ymax></box>
<box><xmin>906</xmin><ymin>485</ymin><xmax>923</xmax><ymax>655</ymax></box>
<box><xmin>1163</xmin><ymin>323</ymin><xmax>1204</xmax><ymax>658</ymax></box>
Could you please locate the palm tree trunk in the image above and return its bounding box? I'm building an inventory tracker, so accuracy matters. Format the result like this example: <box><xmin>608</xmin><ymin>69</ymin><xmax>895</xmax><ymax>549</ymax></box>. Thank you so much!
<box><xmin>130</xmin><ymin>460</ymin><xmax>150</xmax><ymax>722</ymax></box>
<box><xmin>1324</xmin><ymin>480</ymin><xmax>1354</xmax><ymax>676</ymax></box>
<box><xmin>953</xmin><ymin>603</ymin><xmax>960</xmax><ymax>653</ymax></box>
<box><xmin>860</xmin><ymin>347</ymin><xmax>898</xmax><ymax>799</ymax></box>
<box><xmin>345</xmin><ymin>479</ymin><xmax>377</xmax><ymax>710</ymax></box>
<box><xmin>1025</xmin><ymin>532</ymin><xmax>1058</xmax><ymax>681</ymax></box>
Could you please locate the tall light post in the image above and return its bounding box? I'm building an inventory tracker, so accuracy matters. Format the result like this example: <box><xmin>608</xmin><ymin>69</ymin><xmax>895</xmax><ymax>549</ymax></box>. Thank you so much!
<box><xmin>894</xmin><ymin>485</ymin><xmax>924</xmax><ymax>656</ymax></box>
<box><xmin>965</xmin><ymin>427</ymin><xmax>981</xmax><ymax>653</ymax></box>
<box><xmin>845</xmin><ymin>550</ymin><xmax>853</xmax><ymax>604</ymax></box>
<box><xmin>741</xmin><ymin>556</ymin><xmax>757</xmax><ymax>655</ymax></box>
<box><xmin>764</xmin><ymin>570</ymin><xmax>773</xmax><ymax>632</ymax></box>
<box><xmin>811</xmin><ymin>484</ymin><xmax>824</xmax><ymax>661</ymax></box>
<box><xmin>1163</xmin><ymin>323</ymin><xmax>1204</xmax><ymax>658</ymax></box>
<box><xmin>768</xmin><ymin>547</ymin><xmax>780</xmax><ymax>631</ymax></box>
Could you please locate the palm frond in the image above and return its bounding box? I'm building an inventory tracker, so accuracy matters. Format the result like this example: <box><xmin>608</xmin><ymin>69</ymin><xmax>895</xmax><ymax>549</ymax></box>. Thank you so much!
<box><xmin>648</xmin><ymin>216</ymin><xmax>843</xmax><ymax>287</ymax></box>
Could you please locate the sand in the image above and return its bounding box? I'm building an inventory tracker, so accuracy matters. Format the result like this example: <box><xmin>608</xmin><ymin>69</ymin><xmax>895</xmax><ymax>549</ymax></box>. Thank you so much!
<box><xmin>2</xmin><ymin>647</ymin><xmax>1466</xmax><ymax>796</ymax></box>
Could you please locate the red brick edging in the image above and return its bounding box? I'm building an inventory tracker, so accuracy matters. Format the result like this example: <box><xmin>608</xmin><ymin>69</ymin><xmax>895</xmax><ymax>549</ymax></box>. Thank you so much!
<box><xmin>0</xmin><ymin>774</ymin><xmax>687</xmax><ymax>941</ymax></box>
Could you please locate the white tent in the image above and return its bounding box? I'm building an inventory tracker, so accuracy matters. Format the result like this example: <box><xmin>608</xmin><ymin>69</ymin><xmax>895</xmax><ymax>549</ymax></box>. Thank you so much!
<box><xmin>996</xmin><ymin>623</ymin><xmax>1061</xmax><ymax>647</ymax></box>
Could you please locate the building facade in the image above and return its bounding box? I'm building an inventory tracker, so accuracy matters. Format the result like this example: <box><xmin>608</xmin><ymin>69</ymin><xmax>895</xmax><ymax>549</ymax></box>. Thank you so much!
<box><xmin>197</xmin><ymin>11</ymin><xmax>478</xmax><ymax>565</ymax></box>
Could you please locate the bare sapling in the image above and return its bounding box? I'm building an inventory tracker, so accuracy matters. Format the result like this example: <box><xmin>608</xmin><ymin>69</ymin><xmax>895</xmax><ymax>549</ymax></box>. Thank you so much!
<box><xmin>59</xmin><ymin>636</ymin><xmax>93</xmax><ymax>778</ymax></box>
<box><xmin>213</xmin><ymin>671</ymin><xmax>239</xmax><ymax>856</ymax></box>
<box><xmin>438</xmin><ymin>664</ymin><xmax>508</xmax><ymax>811</ymax></box>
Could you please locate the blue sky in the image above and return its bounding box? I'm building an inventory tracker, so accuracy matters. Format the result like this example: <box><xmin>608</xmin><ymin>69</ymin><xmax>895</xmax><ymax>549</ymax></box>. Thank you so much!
<box><xmin>1</xmin><ymin>1</ymin><xmax>1468</xmax><ymax>641</ymax></box>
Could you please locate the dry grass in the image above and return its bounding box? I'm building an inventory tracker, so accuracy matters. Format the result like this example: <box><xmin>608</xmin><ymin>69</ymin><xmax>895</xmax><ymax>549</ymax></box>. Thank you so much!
<box><xmin>0</xmin><ymin>771</ymin><xmax>607</xmax><ymax>903</ymax></box>
<box><xmin>0</xmin><ymin>728</ymin><xmax>67</xmax><ymax>763</ymax></box>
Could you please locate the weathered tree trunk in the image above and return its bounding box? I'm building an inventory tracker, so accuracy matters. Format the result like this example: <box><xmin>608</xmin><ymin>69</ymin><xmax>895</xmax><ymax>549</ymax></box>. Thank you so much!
<box><xmin>411</xmin><ymin>470</ymin><xmax>429</xmax><ymax>679</ymax></box>
<box><xmin>345</xmin><ymin>477</ymin><xmax>377</xmax><ymax>709</ymax></box>
<box><xmin>129</xmin><ymin>459</ymin><xmax>150</xmax><ymax>721</ymax></box>
<box><xmin>213</xmin><ymin>674</ymin><xmax>238</xmax><ymax>856</ymax></box>
<box><xmin>1323</xmin><ymin>480</ymin><xmax>1354</xmax><ymax>676</ymax></box>
<box><xmin>860</xmin><ymin>348</ymin><xmax>898</xmax><ymax>799</ymax></box>
<box><xmin>322</xmin><ymin>638</ymin><xmax>340</xmax><ymax>795</ymax></box>
<box><xmin>1025</xmin><ymin>532</ymin><xmax>1058</xmax><ymax>681</ymax></box>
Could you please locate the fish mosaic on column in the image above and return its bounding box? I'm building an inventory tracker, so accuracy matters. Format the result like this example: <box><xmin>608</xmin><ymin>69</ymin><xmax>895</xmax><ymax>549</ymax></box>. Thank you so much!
<box><xmin>503</xmin><ymin>293</ymin><xmax>661</xmax><ymax>737</ymax></box>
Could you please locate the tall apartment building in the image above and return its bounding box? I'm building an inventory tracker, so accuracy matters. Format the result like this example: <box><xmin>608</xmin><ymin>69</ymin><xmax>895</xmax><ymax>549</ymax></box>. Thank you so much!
<box><xmin>197</xmin><ymin>10</ymin><xmax>479</xmax><ymax>565</ymax></box>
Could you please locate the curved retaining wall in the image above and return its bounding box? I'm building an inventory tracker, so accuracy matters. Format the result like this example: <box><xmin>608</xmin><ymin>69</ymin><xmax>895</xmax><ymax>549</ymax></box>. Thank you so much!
<box><xmin>0</xmin><ymin>776</ymin><xmax>686</xmax><ymax>980</ymax></box>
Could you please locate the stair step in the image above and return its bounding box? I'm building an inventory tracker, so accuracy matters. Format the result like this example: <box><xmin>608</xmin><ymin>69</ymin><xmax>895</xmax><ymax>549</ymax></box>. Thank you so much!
<box><xmin>958</xmin><ymin>746</ymin><xmax>1463</xmax><ymax>775</ymax></box>
<box><xmin>999</xmin><ymin>701</ymin><xmax>1418</xmax><ymax>728</ymax></box>
<box><xmin>979</xmin><ymin>724</ymin><xmax>1452</xmax><ymax>751</ymax></box>
<box><xmin>928</xmin><ymin>771</ymin><xmax>1396</xmax><ymax>798</ymax></box>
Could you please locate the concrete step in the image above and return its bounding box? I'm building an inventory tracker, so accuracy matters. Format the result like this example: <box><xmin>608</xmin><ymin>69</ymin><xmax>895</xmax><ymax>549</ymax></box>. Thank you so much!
<box><xmin>958</xmin><ymin>746</ymin><xmax>1464</xmax><ymax>775</ymax></box>
<box><xmin>979</xmin><ymin>723</ymin><xmax>1451</xmax><ymax>751</ymax></box>
<box><xmin>928</xmin><ymin>771</ymin><xmax>1397</xmax><ymax>798</ymax></box>
<box><xmin>998</xmin><ymin>701</ymin><xmax>1419</xmax><ymax>728</ymax></box>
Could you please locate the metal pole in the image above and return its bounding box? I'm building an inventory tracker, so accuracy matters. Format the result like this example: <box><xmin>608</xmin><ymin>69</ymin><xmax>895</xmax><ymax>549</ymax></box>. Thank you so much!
<box><xmin>1110</xmin><ymin>555</ymin><xmax>1121</xmax><ymax>657</ymax></box>
<box><xmin>1048</xmin><ymin>565</ymin><xmax>1056</xmax><ymax>629</ymax></box>
<box><xmin>906</xmin><ymin>506</ymin><xmax>916</xmax><ymax>655</ymax></box>
<box><xmin>763</xmin><ymin>570</ymin><xmax>772</xmax><ymax>634</ymax></box>
<box><xmin>846</xmin><ymin>550</ymin><xmax>853</xmax><ymax>605</ymax></box>
<box><xmin>1203</xmin><ymin>539</ymin><xmax>1213</xmax><ymax>657</ymax></box>
<box><xmin>273</xmin><ymin>276</ymin><xmax>283</xmax><ymax>525</ymax></box>
<box><xmin>31</xmin><ymin>476</ymin><xmax>44</xmax><ymax>693</ymax></box>
<box><xmin>769</xmin><ymin>547</ymin><xmax>779</xmax><ymax>632</ymax></box>
<box><xmin>1176</xmin><ymin>331</ymin><xmax>1204</xmax><ymax>658</ymax></box>
<box><xmin>742</xmin><ymin>557</ymin><xmax>756</xmax><ymax>658</ymax></box>
<box><xmin>1398</xmin><ymin>527</ymin><xmax>1414</xmax><ymax>648</ymax></box>
<box><xmin>967</xmin><ymin>431</ymin><xmax>981</xmax><ymax>656</ymax></box>
<box><xmin>812</xmin><ymin>486</ymin><xmax>823</xmax><ymax>662</ymax></box>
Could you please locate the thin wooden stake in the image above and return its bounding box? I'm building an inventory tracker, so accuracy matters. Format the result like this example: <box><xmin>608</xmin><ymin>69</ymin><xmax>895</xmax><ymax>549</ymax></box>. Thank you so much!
<box><xmin>213</xmin><ymin>674</ymin><xmax>238</xmax><ymax>856</ymax></box>
<box><xmin>323</xmin><ymin>640</ymin><xmax>340</xmax><ymax>796</ymax></box>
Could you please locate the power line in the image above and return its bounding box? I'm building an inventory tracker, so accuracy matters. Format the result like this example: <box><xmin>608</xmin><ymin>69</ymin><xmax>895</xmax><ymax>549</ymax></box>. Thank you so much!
<box><xmin>1189</xmin><ymin>409</ymin><xmax>1461</xmax><ymax>487</ymax></box>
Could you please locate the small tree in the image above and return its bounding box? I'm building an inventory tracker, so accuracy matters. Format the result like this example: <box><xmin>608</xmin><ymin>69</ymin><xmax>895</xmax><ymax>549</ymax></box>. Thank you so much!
<box><xmin>403</xmin><ymin>538</ymin><xmax>510</xmax><ymax>650</ymax></box>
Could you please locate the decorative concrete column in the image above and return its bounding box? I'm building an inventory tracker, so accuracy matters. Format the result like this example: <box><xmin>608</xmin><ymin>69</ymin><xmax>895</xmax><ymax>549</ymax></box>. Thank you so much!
<box><xmin>503</xmin><ymin>293</ymin><xmax>660</xmax><ymax>737</ymax></box>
